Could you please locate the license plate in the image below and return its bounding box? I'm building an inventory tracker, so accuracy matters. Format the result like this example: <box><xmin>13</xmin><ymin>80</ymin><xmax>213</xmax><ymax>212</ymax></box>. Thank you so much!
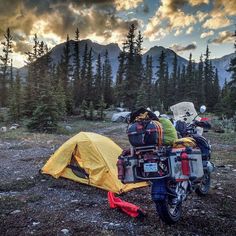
<box><xmin>144</xmin><ymin>163</ymin><xmax>158</xmax><ymax>172</ymax></box>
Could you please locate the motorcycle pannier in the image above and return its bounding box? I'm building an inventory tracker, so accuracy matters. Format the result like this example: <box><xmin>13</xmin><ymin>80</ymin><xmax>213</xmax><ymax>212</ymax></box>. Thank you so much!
<box><xmin>169</xmin><ymin>148</ymin><xmax>204</xmax><ymax>180</ymax></box>
<box><xmin>127</xmin><ymin>120</ymin><xmax>162</xmax><ymax>147</ymax></box>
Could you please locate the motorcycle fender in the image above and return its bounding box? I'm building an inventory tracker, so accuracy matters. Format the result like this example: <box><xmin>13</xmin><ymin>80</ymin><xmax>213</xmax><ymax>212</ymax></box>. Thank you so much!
<box><xmin>151</xmin><ymin>179</ymin><xmax>167</xmax><ymax>201</ymax></box>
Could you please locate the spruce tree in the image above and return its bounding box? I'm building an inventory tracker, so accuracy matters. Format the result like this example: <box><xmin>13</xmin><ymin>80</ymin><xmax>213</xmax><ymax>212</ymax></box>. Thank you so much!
<box><xmin>169</xmin><ymin>53</ymin><xmax>178</xmax><ymax>106</ymax></box>
<box><xmin>94</xmin><ymin>53</ymin><xmax>102</xmax><ymax>106</ymax></box>
<box><xmin>156</xmin><ymin>50</ymin><xmax>167</xmax><ymax>110</ymax></box>
<box><xmin>58</xmin><ymin>35</ymin><xmax>73</xmax><ymax>114</ymax></box>
<box><xmin>9</xmin><ymin>71</ymin><xmax>22</xmax><ymax>121</ymax></box>
<box><xmin>147</xmin><ymin>56</ymin><xmax>154</xmax><ymax>107</ymax></box>
<box><xmin>115</xmin><ymin>47</ymin><xmax>126</xmax><ymax>106</ymax></box>
<box><xmin>27</xmin><ymin>46</ymin><xmax>59</xmax><ymax>132</ymax></box>
<box><xmin>197</xmin><ymin>54</ymin><xmax>205</xmax><ymax>106</ymax></box>
<box><xmin>123</xmin><ymin>24</ymin><xmax>138</xmax><ymax>110</ymax></box>
<box><xmin>185</xmin><ymin>53</ymin><xmax>194</xmax><ymax>101</ymax></box>
<box><xmin>212</xmin><ymin>68</ymin><xmax>220</xmax><ymax>109</ymax></box>
<box><xmin>81</xmin><ymin>99</ymin><xmax>88</xmax><ymax>119</ymax></box>
<box><xmin>98</xmin><ymin>95</ymin><xmax>106</xmax><ymax>120</ymax></box>
<box><xmin>0</xmin><ymin>28</ymin><xmax>13</xmax><ymax>107</ymax></box>
<box><xmin>103</xmin><ymin>50</ymin><xmax>113</xmax><ymax>106</ymax></box>
<box><xmin>204</xmin><ymin>45</ymin><xmax>213</xmax><ymax>109</ymax></box>
<box><xmin>135</xmin><ymin>31</ymin><xmax>144</xmax><ymax>84</ymax></box>
<box><xmin>144</xmin><ymin>55</ymin><xmax>153</xmax><ymax>107</ymax></box>
<box><xmin>177</xmin><ymin>65</ymin><xmax>186</xmax><ymax>101</ymax></box>
<box><xmin>226</xmin><ymin>30</ymin><xmax>236</xmax><ymax>117</ymax></box>
<box><xmin>73</xmin><ymin>28</ymin><xmax>81</xmax><ymax>108</ymax></box>
<box><xmin>23</xmin><ymin>34</ymin><xmax>39</xmax><ymax>116</ymax></box>
<box><xmin>88</xmin><ymin>101</ymin><xmax>94</xmax><ymax>120</ymax></box>
<box><xmin>85</xmin><ymin>48</ymin><xmax>94</xmax><ymax>102</ymax></box>
<box><xmin>80</xmin><ymin>43</ymin><xmax>88</xmax><ymax>103</ymax></box>
<box><xmin>54</xmin><ymin>76</ymin><xmax>67</xmax><ymax>117</ymax></box>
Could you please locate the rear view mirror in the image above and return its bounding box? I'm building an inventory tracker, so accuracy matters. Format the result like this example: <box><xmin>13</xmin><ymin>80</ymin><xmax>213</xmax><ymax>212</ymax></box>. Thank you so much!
<box><xmin>200</xmin><ymin>105</ymin><xmax>206</xmax><ymax>113</ymax></box>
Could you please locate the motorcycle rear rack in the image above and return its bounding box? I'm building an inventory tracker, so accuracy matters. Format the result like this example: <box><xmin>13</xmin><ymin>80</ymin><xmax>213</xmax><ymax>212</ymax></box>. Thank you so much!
<box><xmin>133</xmin><ymin>162</ymin><xmax>171</xmax><ymax>180</ymax></box>
<box><xmin>134</xmin><ymin>145</ymin><xmax>157</xmax><ymax>153</ymax></box>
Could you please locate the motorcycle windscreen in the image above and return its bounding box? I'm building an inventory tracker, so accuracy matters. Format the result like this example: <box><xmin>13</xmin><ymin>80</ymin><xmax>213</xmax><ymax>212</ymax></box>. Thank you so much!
<box><xmin>170</xmin><ymin>102</ymin><xmax>203</xmax><ymax>135</ymax></box>
<box><xmin>170</xmin><ymin>102</ymin><xmax>199</xmax><ymax>123</ymax></box>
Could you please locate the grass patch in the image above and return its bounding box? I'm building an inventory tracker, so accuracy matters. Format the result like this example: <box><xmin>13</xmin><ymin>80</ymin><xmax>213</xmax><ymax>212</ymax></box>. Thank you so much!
<box><xmin>212</xmin><ymin>150</ymin><xmax>236</xmax><ymax>166</ymax></box>
<box><xmin>206</xmin><ymin>130</ymin><xmax>236</xmax><ymax>146</ymax></box>
<box><xmin>57</xmin><ymin>119</ymin><xmax>117</xmax><ymax>135</ymax></box>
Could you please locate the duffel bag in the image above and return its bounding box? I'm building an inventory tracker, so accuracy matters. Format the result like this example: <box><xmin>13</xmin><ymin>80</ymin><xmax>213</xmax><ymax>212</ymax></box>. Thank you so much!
<box><xmin>127</xmin><ymin>120</ymin><xmax>163</xmax><ymax>147</ymax></box>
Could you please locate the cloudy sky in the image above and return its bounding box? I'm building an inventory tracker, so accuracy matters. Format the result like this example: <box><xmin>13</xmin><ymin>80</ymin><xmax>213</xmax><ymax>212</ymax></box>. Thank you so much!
<box><xmin>0</xmin><ymin>0</ymin><xmax>235</xmax><ymax>68</ymax></box>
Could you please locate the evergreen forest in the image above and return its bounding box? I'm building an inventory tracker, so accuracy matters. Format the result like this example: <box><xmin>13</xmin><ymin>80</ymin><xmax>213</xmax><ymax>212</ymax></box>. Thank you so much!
<box><xmin>0</xmin><ymin>25</ymin><xmax>235</xmax><ymax>132</ymax></box>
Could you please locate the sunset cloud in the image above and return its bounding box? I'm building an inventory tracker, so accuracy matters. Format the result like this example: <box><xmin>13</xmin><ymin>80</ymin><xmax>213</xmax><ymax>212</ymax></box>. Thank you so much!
<box><xmin>186</xmin><ymin>26</ymin><xmax>194</xmax><ymax>35</ymax></box>
<box><xmin>170</xmin><ymin>42</ymin><xmax>197</xmax><ymax>52</ymax></box>
<box><xmin>209</xmin><ymin>31</ymin><xmax>234</xmax><ymax>44</ymax></box>
<box><xmin>189</xmin><ymin>0</ymin><xmax>209</xmax><ymax>6</ymax></box>
<box><xmin>0</xmin><ymin>0</ymin><xmax>142</xmax><ymax>52</ymax></box>
<box><xmin>200</xmin><ymin>30</ymin><xmax>214</xmax><ymax>38</ymax></box>
<box><xmin>196</xmin><ymin>11</ymin><xmax>208</xmax><ymax>22</ymax></box>
<box><xmin>144</xmin><ymin>0</ymin><xmax>196</xmax><ymax>40</ymax></box>
<box><xmin>201</xmin><ymin>0</ymin><xmax>235</xmax><ymax>30</ymax></box>
<box><xmin>114</xmin><ymin>0</ymin><xmax>143</xmax><ymax>11</ymax></box>
<box><xmin>202</xmin><ymin>15</ymin><xmax>231</xmax><ymax>29</ymax></box>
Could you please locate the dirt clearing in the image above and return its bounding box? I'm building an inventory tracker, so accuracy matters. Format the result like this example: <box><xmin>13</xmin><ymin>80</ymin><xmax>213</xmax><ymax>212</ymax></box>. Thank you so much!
<box><xmin>0</xmin><ymin>122</ymin><xmax>236</xmax><ymax>235</ymax></box>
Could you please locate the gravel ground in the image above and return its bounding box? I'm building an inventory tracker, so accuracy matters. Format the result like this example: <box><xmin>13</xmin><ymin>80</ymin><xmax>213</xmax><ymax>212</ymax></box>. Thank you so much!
<box><xmin>0</xmin><ymin>126</ymin><xmax>236</xmax><ymax>236</ymax></box>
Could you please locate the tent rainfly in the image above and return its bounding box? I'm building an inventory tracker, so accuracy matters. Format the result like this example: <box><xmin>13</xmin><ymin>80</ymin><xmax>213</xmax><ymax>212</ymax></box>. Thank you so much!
<box><xmin>41</xmin><ymin>132</ymin><xmax>147</xmax><ymax>193</ymax></box>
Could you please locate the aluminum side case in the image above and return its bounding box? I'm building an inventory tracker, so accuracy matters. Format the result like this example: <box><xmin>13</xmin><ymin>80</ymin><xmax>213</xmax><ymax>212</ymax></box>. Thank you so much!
<box><xmin>169</xmin><ymin>148</ymin><xmax>204</xmax><ymax>181</ymax></box>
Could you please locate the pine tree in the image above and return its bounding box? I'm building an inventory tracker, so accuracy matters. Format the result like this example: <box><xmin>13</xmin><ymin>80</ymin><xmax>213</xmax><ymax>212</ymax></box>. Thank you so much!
<box><xmin>58</xmin><ymin>35</ymin><xmax>73</xmax><ymax>114</ymax></box>
<box><xmin>54</xmin><ymin>76</ymin><xmax>67</xmax><ymax>117</ymax></box>
<box><xmin>88</xmin><ymin>101</ymin><xmax>94</xmax><ymax>120</ymax></box>
<box><xmin>73</xmin><ymin>28</ymin><xmax>81</xmax><ymax>108</ymax></box>
<box><xmin>168</xmin><ymin>53</ymin><xmax>178</xmax><ymax>106</ymax></box>
<box><xmin>135</xmin><ymin>30</ymin><xmax>144</xmax><ymax>84</ymax></box>
<box><xmin>94</xmin><ymin>53</ymin><xmax>102</xmax><ymax>106</ymax></box>
<box><xmin>204</xmin><ymin>45</ymin><xmax>213</xmax><ymax>109</ymax></box>
<box><xmin>177</xmin><ymin>65</ymin><xmax>186</xmax><ymax>101</ymax></box>
<box><xmin>196</xmin><ymin>54</ymin><xmax>205</xmax><ymax>106</ymax></box>
<box><xmin>156</xmin><ymin>50</ymin><xmax>167</xmax><ymax>110</ymax></box>
<box><xmin>148</xmin><ymin>56</ymin><xmax>154</xmax><ymax>107</ymax></box>
<box><xmin>103</xmin><ymin>50</ymin><xmax>113</xmax><ymax>106</ymax></box>
<box><xmin>80</xmin><ymin>43</ymin><xmax>88</xmax><ymax>103</ymax></box>
<box><xmin>81</xmin><ymin>99</ymin><xmax>88</xmax><ymax>118</ymax></box>
<box><xmin>0</xmin><ymin>28</ymin><xmax>13</xmax><ymax>107</ymax></box>
<box><xmin>115</xmin><ymin>47</ymin><xmax>126</xmax><ymax>106</ymax></box>
<box><xmin>85</xmin><ymin>48</ymin><xmax>94</xmax><ymax>102</ymax></box>
<box><xmin>212</xmin><ymin>68</ymin><xmax>220</xmax><ymax>110</ymax></box>
<box><xmin>27</xmin><ymin>47</ymin><xmax>59</xmax><ymax>132</ymax></box>
<box><xmin>9</xmin><ymin>71</ymin><xmax>22</xmax><ymax>121</ymax></box>
<box><xmin>23</xmin><ymin>34</ymin><xmax>39</xmax><ymax>116</ymax></box>
<box><xmin>123</xmin><ymin>24</ymin><xmax>138</xmax><ymax>109</ymax></box>
<box><xmin>207</xmin><ymin>61</ymin><xmax>216</xmax><ymax>110</ymax></box>
<box><xmin>144</xmin><ymin>55</ymin><xmax>153</xmax><ymax>107</ymax></box>
<box><xmin>98</xmin><ymin>95</ymin><xmax>106</xmax><ymax>120</ymax></box>
<box><xmin>185</xmin><ymin>53</ymin><xmax>194</xmax><ymax>101</ymax></box>
<box><xmin>226</xmin><ymin>30</ymin><xmax>236</xmax><ymax>117</ymax></box>
<box><xmin>164</xmin><ymin>64</ymin><xmax>169</xmax><ymax>110</ymax></box>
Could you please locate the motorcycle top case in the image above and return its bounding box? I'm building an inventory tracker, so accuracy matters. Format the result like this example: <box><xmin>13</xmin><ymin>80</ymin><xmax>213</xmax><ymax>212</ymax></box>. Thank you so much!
<box><xmin>169</xmin><ymin>148</ymin><xmax>204</xmax><ymax>180</ymax></box>
<box><xmin>127</xmin><ymin>120</ymin><xmax>161</xmax><ymax>147</ymax></box>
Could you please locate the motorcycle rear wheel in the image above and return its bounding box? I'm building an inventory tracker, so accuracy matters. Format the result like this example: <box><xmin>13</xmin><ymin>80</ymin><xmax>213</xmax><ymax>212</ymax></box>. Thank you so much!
<box><xmin>155</xmin><ymin>197</ymin><xmax>182</xmax><ymax>224</ymax></box>
<box><xmin>195</xmin><ymin>171</ymin><xmax>211</xmax><ymax>196</ymax></box>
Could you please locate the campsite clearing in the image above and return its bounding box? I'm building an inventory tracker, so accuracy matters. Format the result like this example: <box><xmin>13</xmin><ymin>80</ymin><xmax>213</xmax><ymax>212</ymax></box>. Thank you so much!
<box><xmin>0</xmin><ymin>120</ymin><xmax>236</xmax><ymax>235</ymax></box>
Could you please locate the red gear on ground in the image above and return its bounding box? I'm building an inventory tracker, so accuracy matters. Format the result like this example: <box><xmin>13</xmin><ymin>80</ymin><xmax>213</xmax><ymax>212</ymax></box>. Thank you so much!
<box><xmin>107</xmin><ymin>192</ymin><xmax>146</xmax><ymax>218</ymax></box>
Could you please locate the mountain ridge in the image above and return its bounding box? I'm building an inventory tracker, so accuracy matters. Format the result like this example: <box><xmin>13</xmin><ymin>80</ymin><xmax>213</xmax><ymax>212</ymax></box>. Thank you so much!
<box><xmin>18</xmin><ymin>39</ymin><xmax>235</xmax><ymax>87</ymax></box>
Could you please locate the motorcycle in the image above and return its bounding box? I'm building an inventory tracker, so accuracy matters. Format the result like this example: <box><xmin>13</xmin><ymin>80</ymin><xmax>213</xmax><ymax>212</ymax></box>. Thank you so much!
<box><xmin>117</xmin><ymin>105</ymin><xmax>215</xmax><ymax>224</ymax></box>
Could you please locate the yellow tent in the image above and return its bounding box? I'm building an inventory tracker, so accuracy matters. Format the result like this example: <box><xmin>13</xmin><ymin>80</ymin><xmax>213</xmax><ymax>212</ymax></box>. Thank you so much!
<box><xmin>42</xmin><ymin>132</ymin><xmax>147</xmax><ymax>193</ymax></box>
